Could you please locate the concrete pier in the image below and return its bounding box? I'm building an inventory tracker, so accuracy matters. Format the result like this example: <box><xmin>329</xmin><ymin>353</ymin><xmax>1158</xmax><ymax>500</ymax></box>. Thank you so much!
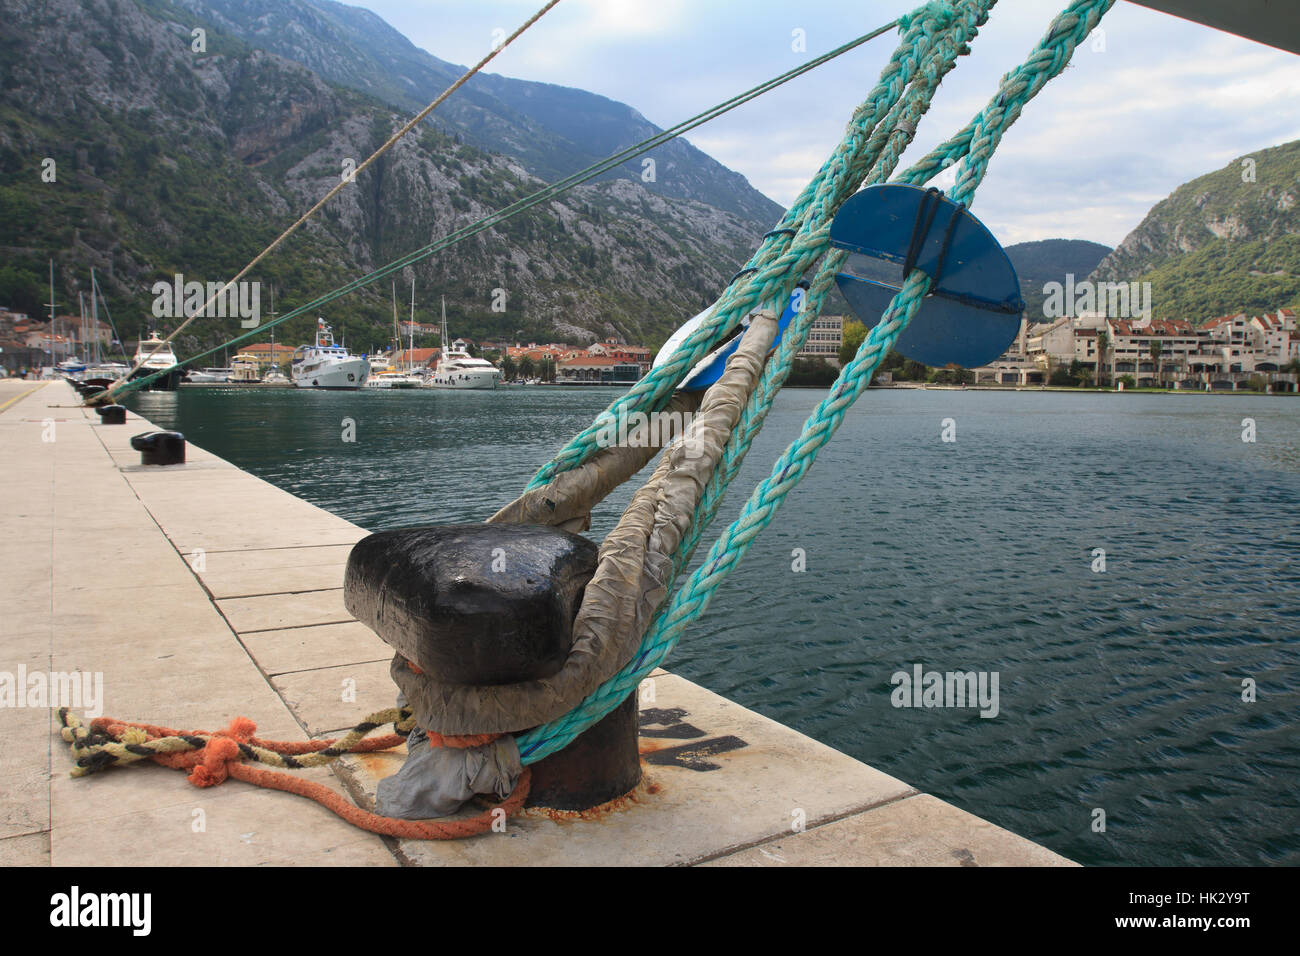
<box><xmin>0</xmin><ymin>380</ymin><xmax>1072</xmax><ymax>866</ymax></box>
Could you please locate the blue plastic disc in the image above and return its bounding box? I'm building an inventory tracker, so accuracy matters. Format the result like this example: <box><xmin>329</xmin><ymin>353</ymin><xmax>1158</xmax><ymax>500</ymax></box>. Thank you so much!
<box><xmin>830</xmin><ymin>183</ymin><xmax>1023</xmax><ymax>369</ymax></box>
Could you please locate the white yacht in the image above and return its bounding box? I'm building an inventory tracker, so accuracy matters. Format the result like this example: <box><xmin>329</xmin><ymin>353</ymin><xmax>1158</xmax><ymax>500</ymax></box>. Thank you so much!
<box><xmin>185</xmin><ymin>367</ymin><xmax>233</xmax><ymax>384</ymax></box>
<box><xmin>55</xmin><ymin>357</ymin><xmax>87</xmax><ymax>379</ymax></box>
<box><xmin>365</xmin><ymin>369</ymin><xmax>423</xmax><ymax>389</ymax></box>
<box><xmin>425</xmin><ymin>298</ymin><xmax>500</xmax><ymax>390</ymax></box>
<box><xmin>84</xmin><ymin>361</ymin><xmax>130</xmax><ymax>385</ymax></box>
<box><xmin>130</xmin><ymin>331</ymin><xmax>182</xmax><ymax>390</ymax></box>
<box><xmin>291</xmin><ymin>319</ymin><xmax>370</xmax><ymax>390</ymax></box>
<box><xmin>262</xmin><ymin>366</ymin><xmax>291</xmax><ymax>386</ymax></box>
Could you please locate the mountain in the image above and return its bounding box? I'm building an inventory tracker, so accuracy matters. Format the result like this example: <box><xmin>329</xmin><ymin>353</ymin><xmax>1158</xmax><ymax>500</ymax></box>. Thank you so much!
<box><xmin>1089</xmin><ymin>140</ymin><xmax>1300</xmax><ymax>322</ymax></box>
<box><xmin>170</xmin><ymin>0</ymin><xmax>784</xmax><ymax>227</ymax></box>
<box><xmin>1004</xmin><ymin>239</ymin><xmax>1112</xmax><ymax>323</ymax></box>
<box><xmin>0</xmin><ymin>0</ymin><xmax>778</xmax><ymax>359</ymax></box>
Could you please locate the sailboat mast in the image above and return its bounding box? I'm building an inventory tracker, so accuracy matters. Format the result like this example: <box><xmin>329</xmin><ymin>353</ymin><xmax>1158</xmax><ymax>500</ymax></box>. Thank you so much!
<box><xmin>409</xmin><ymin>280</ymin><xmax>416</xmax><ymax>371</ymax></box>
<box><xmin>441</xmin><ymin>296</ymin><xmax>448</xmax><ymax>360</ymax></box>
<box><xmin>391</xmin><ymin>282</ymin><xmax>399</xmax><ymax>364</ymax></box>
<box><xmin>89</xmin><ymin>269</ymin><xmax>100</xmax><ymax>365</ymax></box>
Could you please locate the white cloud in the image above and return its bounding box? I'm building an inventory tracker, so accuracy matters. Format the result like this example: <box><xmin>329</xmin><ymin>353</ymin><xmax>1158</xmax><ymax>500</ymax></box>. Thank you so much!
<box><xmin>355</xmin><ymin>0</ymin><xmax>1300</xmax><ymax>248</ymax></box>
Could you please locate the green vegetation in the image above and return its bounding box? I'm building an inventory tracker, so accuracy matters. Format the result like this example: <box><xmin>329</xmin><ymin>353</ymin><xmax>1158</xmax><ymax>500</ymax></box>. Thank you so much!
<box><xmin>1091</xmin><ymin>139</ymin><xmax>1300</xmax><ymax>324</ymax></box>
<box><xmin>838</xmin><ymin>319</ymin><xmax>867</xmax><ymax>366</ymax></box>
<box><xmin>1</xmin><ymin>0</ymin><xmax>771</xmax><ymax>368</ymax></box>
<box><xmin>783</xmin><ymin>357</ymin><xmax>838</xmax><ymax>387</ymax></box>
<box><xmin>1137</xmin><ymin>236</ymin><xmax>1300</xmax><ymax>322</ymax></box>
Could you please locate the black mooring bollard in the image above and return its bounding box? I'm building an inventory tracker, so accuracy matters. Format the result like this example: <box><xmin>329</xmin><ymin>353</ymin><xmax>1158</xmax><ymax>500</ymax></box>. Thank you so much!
<box><xmin>129</xmin><ymin>430</ymin><xmax>186</xmax><ymax>465</ymax></box>
<box><xmin>94</xmin><ymin>404</ymin><xmax>126</xmax><ymax>425</ymax></box>
<box><xmin>345</xmin><ymin>523</ymin><xmax>642</xmax><ymax>811</ymax></box>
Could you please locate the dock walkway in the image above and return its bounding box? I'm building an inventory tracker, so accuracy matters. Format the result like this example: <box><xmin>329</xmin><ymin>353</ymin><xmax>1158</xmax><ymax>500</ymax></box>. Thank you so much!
<box><xmin>0</xmin><ymin>380</ymin><xmax>1071</xmax><ymax>866</ymax></box>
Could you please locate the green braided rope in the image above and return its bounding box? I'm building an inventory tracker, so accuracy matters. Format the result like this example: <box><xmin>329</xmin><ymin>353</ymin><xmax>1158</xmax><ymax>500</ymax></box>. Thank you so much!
<box><xmin>674</xmin><ymin>0</ymin><xmax>995</xmax><ymax>572</ymax></box>
<box><xmin>517</xmin><ymin>0</ymin><xmax>1114</xmax><ymax>763</ymax></box>
<box><xmin>516</xmin><ymin>0</ymin><xmax>990</xmax><ymax>759</ymax></box>
<box><xmin>524</xmin><ymin>0</ymin><xmax>984</xmax><ymax>491</ymax></box>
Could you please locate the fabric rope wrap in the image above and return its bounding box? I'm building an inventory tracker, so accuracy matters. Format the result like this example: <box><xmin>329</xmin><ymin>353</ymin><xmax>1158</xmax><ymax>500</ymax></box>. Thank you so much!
<box><xmin>395</xmin><ymin>309</ymin><xmax>781</xmax><ymax>735</ymax></box>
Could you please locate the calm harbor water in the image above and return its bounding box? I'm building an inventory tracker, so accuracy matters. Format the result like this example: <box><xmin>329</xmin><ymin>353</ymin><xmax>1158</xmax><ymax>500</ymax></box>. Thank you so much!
<box><xmin>127</xmin><ymin>385</ymin><xmax>1300</xmax><ymax>866</ymax></box>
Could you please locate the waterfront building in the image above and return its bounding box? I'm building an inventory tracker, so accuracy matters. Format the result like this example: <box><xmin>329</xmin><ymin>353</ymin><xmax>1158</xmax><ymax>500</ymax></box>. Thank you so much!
<box><xmin>977</xmin><ymin>307</ymin><xmax>1299</xmax><ymax>390</ymax></box>
<box><xmin>236</xmin><ymin>342</ymin><xmax>299</xmax><ymax>370</ymax></box>
<box><xmin>556</xmin><ymin>355</ymin><xmax>642</xmax><ymax>384</ymax></box>
<box><xmin>797</xmin><ymin>314</ymin><xmax>845</xmax><ymax>365</ymax></box>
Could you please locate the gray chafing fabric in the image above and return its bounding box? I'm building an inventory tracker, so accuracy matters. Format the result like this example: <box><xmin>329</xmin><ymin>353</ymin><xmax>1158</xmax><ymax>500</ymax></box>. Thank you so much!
<box><xmin>375</xmin><ymin>722</ymin><xmax>523</xmax><ymax>819</ymax></box>
<box><xmin>393</xmin><ymin>310</ymin><xmax>782</xmax><ymax>735</ymax></box>
<box><xmin>487</xmin><ymin>389</ymin><xmax>704</xmax><ymax>533</ymax></box>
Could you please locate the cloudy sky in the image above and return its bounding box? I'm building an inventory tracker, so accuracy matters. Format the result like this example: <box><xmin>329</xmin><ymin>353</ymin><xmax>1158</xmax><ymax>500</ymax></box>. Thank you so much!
<box><xmin>352</xmin><ymin>0</ymin><xmax>1300</xmax><ymax>248</ymax></box>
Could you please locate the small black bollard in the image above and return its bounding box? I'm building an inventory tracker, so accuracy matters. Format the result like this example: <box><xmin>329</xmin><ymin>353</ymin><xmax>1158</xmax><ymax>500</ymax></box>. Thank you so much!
<box><xmin>346</xmin><ymin>523</ymin><xmax>642</xmax><ymax>811</ymax></box>
<box><xmin>129</xmin><ymin>430</ymin><xmax>186</xmax><ymax>465</ymax></box>
<box><xmin>94</xmin><ymin>404</ymin><xmax>126</xmax><ymax>425</ymax></box>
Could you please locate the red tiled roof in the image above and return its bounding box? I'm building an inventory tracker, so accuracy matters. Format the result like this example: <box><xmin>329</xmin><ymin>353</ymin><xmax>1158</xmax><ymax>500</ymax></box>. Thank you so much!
<box><xmin>393</xmin><ymin>348</ymin><xmax>440</xmax><ymax>365</ymax></box>
<box><xmin>559</xmin><ymin>356</ymin><xmax>625</xmax><ymax>367</ymax></box>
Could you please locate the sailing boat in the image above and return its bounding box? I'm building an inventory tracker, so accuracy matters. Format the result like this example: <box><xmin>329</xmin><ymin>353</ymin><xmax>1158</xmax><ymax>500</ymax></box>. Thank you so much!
<box><xmin>365</xmin><ymin>281</ymin><xmax>422</xmax><ymax>388</ymax></box>
<box><xmin>84</xmin><ymin>269</ymin><xmax>129</xmax><ymax>385</ymax></box>
<box><xmin>424</xmin><ymin>296</ymin><xmax>500</xmax><ymax>389</ymax></box>
<box><xmin>54</xmin><ymin>290</ymin><xmax>88</xmax><ymax>378</ymax></box>
<box><xmin>262</xmin><ymin>294</ymin><xmax>290</xmax><ymax>386</ymax></box>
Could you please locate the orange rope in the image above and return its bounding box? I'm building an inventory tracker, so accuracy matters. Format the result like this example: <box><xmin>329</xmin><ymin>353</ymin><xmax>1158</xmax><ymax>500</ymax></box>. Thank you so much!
<box><xmin>88</xmin><ymin>714</ymin><xmax>529</xmax><ymax>840</ymax></box>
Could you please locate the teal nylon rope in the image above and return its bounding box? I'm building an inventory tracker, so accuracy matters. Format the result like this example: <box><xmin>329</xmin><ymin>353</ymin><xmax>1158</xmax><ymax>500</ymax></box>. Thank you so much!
<box><xmin>672</xmin><ymin>0</ymin><xmax>993</xmax><ymax>577</ymax></box>
<box><xmin>523</xmin><ymin>0</ymin><xmax>978</xmax><ymax>491</ymax></box>
<box><xmin>517</xmin><ymin>0</ymin><xmax>1115</xmax><ymax>763</ymax></box>
<box><xmin>100</xmin><ymin>19</ymin><xmax>903</xmax><ymax>401</ymax></box>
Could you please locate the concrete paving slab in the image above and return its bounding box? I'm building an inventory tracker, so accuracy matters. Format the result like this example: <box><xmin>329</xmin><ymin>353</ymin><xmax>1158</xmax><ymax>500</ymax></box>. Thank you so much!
<box><xmin>0</xmin><ymin>832</ymin><xmax>50</xmax><ymax>865</ymax></box>
<box><xmin>702</xmin><ymin>793</ymin><xmax>1076</xmax><ymax>867</ymax></box>
<box><xmin>270</xmin><ymin>659</ymin><xmax>397</xmax><ymax>735</ymax></box>
<box><xmin>51</xmin><ymin>775</ymin><xmax>398</xmax><ymax>867</ymax></box>
<box><xmin>200</xmin><ymin>562</ymin><xmax>349</xmax><ymax>600</ymax></box>
<box><xmin>240</xmin><ymin>622</ymin><xmax>392</xmax><ymax>676</ymax></box>
<box><xmin>336</xmin><ymin>672</ymin><xmax>917</xmax><ymax>867</ymax></box>
<box><xmin>194</xmin><ymin>543</ymin><xmax>358</xmax><ymax>568</ymax></box>
<box><xmin>217</xmin><ymin>588</ymin><xmax>354</xmax><ymax>633</ymax></box>
<box><xmin>0</xmin><ymin>684</ymin><xmax>53</xmax><ymax>841</ymax></box>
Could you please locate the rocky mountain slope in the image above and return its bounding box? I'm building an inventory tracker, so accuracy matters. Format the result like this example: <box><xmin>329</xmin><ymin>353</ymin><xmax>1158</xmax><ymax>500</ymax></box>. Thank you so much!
<box><xmin>171</xmin><ymin>0</ymin><xmax>784</xmax><ymax>226</ymax></box>
<box><xmin>0</xmin><ymin>0</ymin><xmax>777</xmax><ymax>359</ymax></box>
<box><xmin>1089</xmin><ymin>139</ymin><xmax>1300</xmax><ymax>322</ymax></box>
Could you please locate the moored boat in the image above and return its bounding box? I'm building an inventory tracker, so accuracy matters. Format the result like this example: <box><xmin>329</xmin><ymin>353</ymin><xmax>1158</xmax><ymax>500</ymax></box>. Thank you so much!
<box><xmin>424</xmin><ymin>298</ymin><xmax>499</xmax><ymax>390</ymax></box>
<box><xmin>291</xmin><ymin>318</ymin><xmax>369</xmax><ymax>390</ymax></box>
<box><xmin>130</xmin><ymin>331</ymin><xmax>182</xmax><ymax>391</ymax></box>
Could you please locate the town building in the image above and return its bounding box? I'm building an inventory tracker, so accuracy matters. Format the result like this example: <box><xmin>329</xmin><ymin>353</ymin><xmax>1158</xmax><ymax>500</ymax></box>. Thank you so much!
<box><xmin>796</xmin><ymin>314</ymin><xmax>845</xmax><ymax>365</ymax></box>
<box><xmin>975</xmin><ymin>307</ymin><xmax>1299</xmax><ymax>390</ymax></box>
<box><xmin>556</xmin><ymin>355</ymin><xmax>642</xmax><ymax>384</ymax></box>
<box><xmin>233</xmin><ymin>342</ymin><xmax>298</xmax><ymax>369</ymax></box>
